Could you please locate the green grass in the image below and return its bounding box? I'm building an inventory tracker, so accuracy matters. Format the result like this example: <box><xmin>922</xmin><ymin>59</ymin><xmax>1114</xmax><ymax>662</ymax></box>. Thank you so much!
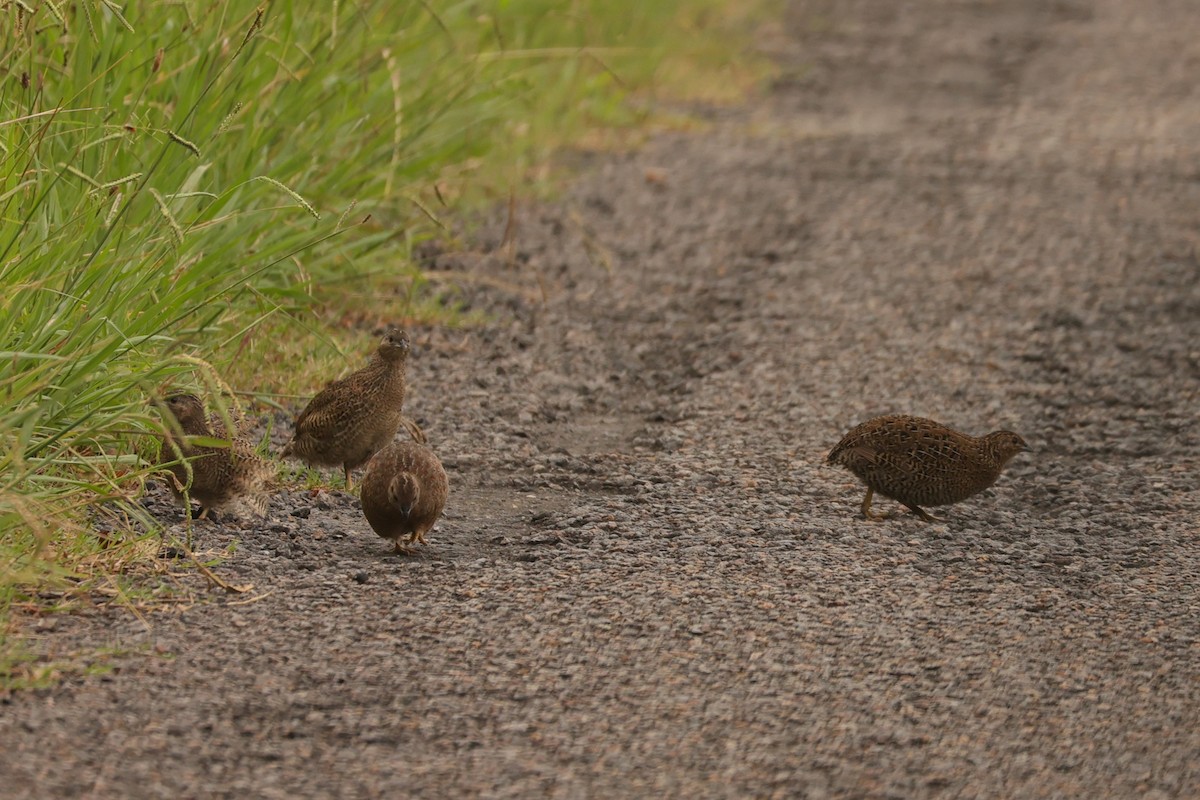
<box><xmin>0</xmin><ymin>0</ymin><xmax>772</xmax><ymax>685</ymax></box>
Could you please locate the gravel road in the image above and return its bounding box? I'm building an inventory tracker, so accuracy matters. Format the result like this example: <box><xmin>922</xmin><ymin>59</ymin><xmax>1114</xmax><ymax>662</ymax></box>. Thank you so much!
<box><xmin>4</xmin><ymin>0</ymin><xmax>1199</xmax><ymax>797</ymax></box>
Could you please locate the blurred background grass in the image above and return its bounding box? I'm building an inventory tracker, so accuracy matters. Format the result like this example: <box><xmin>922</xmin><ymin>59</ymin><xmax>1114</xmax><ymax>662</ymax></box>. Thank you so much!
<box><xmin>0</xmin><ymin>0</ymin><xmax>772</xmax><ymax>685</ymax></box>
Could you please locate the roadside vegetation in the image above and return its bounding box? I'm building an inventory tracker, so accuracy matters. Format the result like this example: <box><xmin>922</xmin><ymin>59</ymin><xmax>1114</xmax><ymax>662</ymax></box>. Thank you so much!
<box><xmin>0</xmin><ymin>0</ymin><xmax>770</xmax><ymax>686</ymax></box>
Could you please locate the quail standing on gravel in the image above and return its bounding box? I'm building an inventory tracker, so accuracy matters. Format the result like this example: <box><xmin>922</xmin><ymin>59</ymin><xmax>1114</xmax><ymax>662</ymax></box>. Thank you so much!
<box><xmin>157</xmin><ymin>393</ymin><xmax>274</xmax><ymax>519</ymax></box>
<box><xmin>360</xmin><ymin>432</ymin><xmax>448</xmax><ymax>555</ymax></box>
<box><xmin>827</xmin><ymin>414</ymin><xmax>1026</xmax><ymax>521</ymax></box>
<box><xmin>282</xmin><ymin>327</ymin><xmax>411</xmax><ymax>490</ymax></box>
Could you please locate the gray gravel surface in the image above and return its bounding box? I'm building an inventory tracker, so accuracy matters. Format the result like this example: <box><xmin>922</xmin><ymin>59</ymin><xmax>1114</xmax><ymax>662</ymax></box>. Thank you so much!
<box><xmin>4</xmin><ymin>0</ymin><xmax>1199</xmax><ymax>797</ymax></box>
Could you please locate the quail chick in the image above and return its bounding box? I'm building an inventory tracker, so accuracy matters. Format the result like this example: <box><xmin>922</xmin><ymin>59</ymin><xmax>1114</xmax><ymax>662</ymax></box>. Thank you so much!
<box><xmin>157</xmin><ymin>394</ymin><xmax>273</xmax><ymax>519</ymax></box>
<box><xmin>360</xmin><ymin>435</ymin><xmax>448</xmax><ymax>555</ymax></box>
<box><xmin>282</xmin><ymin>327</ymin><xmax>410</xmax><ymax>490</ymax></box>
<box><xmin>827</xmin><ymin>415</ymin><xmax>1026</xmax><ymax>521</ymax></box>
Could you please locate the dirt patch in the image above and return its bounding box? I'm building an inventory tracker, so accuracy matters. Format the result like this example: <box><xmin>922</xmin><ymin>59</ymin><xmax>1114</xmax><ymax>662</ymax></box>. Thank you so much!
<box><xmin>4</xmin><ymin>0</ymin><xmax>1199</xmax><ymax>797</ymax></box>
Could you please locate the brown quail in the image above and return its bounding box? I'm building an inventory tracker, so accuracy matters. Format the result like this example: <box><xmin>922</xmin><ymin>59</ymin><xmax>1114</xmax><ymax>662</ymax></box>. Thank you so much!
<box><xmin>360</xmin><ymin>434</ymin><xmax>448</xmax><ymax>555</ymax></box>
<box><xmin>281</xmin><ymin>327</ymin><xmax>410</xmax><ymax>489</ymax></box>
<box><xmin>827</xmin><ymin>415</ymin><xmax>1026</xmax><ymax>521</ymax></box>
<box><xmin>157</xmin><ymin>394</ymin><xmax>273</xmax><ymax>519</ymax></box>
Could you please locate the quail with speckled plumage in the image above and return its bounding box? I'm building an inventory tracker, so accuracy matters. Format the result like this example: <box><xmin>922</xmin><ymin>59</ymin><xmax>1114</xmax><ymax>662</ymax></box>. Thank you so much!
<box><xmin>360</xmin><ymin>429</ymin><xmax>448</xmax><ymax>555</ymax></box>
<box><xmin>158</xmin><ymin>394</ymin><xmax>273</xmax><ymax>519</ymax></box>
<box><xmin>827</xmin><ymin>415</ymin><xmax>1026</xmax><ymax>521</ymax></box>
<box><xmin>282</xmin><ymin>327</ymin><xmax>410</xmax><ymax>490</ymax></box>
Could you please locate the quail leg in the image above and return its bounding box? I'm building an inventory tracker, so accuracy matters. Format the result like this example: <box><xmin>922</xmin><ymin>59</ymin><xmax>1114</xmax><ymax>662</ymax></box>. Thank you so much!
<box><xmin>859</xmin><ymin>488</ymin><xmax>884</xmax><ymax>520</ymax></box>
<box><xmin>905</xmin><ymin>503</ymin><xmax>941</xmax><ymax>523</ymax></box>
<box><xmin>197</xmin><ymin>506</ymin><xmax>227</xmax><ymax>523</ymax></box>
<box><xmin>393</xmin><ymin>538</ymin><xmax>417</xmax><ymax>556</ymax></box>
<box><xmin>343</xmin><ymin>464</ymin><xmax>354</xmax><ymax>492</ymax></box>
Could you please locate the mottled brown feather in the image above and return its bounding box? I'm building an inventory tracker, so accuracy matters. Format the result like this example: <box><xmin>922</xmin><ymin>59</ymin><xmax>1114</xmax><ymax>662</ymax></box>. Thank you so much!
<box><xmin>827</xmin><ymin>415</ymin><xmax>1026</xmax><ymax>519</ymax></box>
<box><xmin>157</xmin><ymin>394</ymin><xmax>273</xmax><ymax>518</ymax></box>
<box><xmin>282</xmin><ymin>328</ymin><xmax>410</xmax><ymax>485</ymax></box>
<box><xmin>360</xmin><ymin>440</ymin><xmax>448</xmax><ymax>553</ymax></box>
